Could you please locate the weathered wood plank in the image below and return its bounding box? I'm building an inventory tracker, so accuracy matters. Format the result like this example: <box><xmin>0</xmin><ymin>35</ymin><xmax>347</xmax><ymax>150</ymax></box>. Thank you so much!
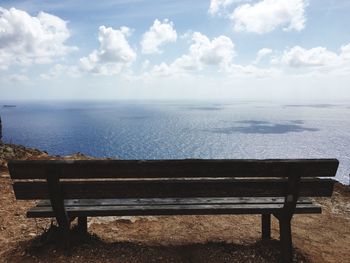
<box><xmin>279</xmin><ymin>217</ymin><xmax>293</xmax><ymax>262</ymax></box>
<box><xmin>46</xmin><ymin>168</ymin><xmax>71</xmax><ymax>252</ymax></box>
<box><xmin>36</xmin><ymin>197</ymin><xmax>314</xmax><ymax>207</ymax></box>
<box><xmin>77</xmin><ymin>217</ymin><xmax>87</xmax><ymax>234</ymax></box>
<box><xmin>26</xmin><ymin>203</ymin><xmax>321</xmax><ymax>218</ymax></box>
<box><xmin>262</xmin><ymin>214</ymin><xmax>271</xmax><ymax>240</ymax></box>
<box><xmin>13</xmin><ymin>178</ymin><xmax>335</xmax><ymax>200</ymax></box>
<box><xmin>8</xmin><ymin>159</ymin><xmax>339</xmax><ymax>179</ymax></box>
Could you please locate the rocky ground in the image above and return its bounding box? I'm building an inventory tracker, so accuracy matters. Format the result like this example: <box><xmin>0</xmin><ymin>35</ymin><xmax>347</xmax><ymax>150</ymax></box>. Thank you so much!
<box><xmin>0</xmin><ymin>143</ymin><xmax>349</xmax><ymax>263</ymax></box>
<box><xmin>0</xmin><ymin>143</ymin><xmax>48</xmax><ymax>167</ymax></box>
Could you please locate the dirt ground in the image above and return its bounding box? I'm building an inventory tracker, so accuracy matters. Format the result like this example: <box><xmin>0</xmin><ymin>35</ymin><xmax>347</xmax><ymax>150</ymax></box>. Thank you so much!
<box><xmin>0</xmin><ymin>167</ymin><xmax>349</xmax><ymax>263</ymax></box>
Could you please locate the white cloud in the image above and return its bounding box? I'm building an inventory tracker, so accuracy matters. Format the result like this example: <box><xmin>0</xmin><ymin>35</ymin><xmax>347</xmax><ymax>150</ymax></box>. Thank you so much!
<box><xmin>225</xmin><ymin>63</ymin><xmax>280</xmax><ymax>78</ymax></box>
<box><xmin>209</xmin><ymin>0</ymin><xmax>236</xmax><ymax>15</ymax></box>
<box><xmin>0</xmin><ymin>7</ymin><xmax>76</xmax><ymax>70</ymax></box>
<box><xmin>340</xmin><ymin>43</ymin><xmax>350</xmax><ymax>60</ymax></box>
<box><xmin>231</xmin><ymin>0</ymin><xmax>307</xmax><ymax>34</ymax></box>
<box><xmin>254</xmin><ymin>48</ymin><xmax>273</xmax><ymax>64</ymax></box>
<box><xmin>180</xmin><ymin>30</ymin><xmax>193</xmax><ymax>40</ymax></box>
<box><xmin>209</xmin><ymin>0</ymin><xmax>254</xmax><ymax>16</ymax></box>
<box><xmin>8</xmin><ymin>74</ymin><xmax>30</xmax><ymax>83</ymax></box>
<box><xmin>0</xmin><ymin>73</ymin><xmax>31</xmax><ymax>84</ymax></box>
<box><xmin>140</xmin><ymin>19</ymin><xmax>177</xmax><ymax>54</ymax></box>
<box><xmin>145</xmin><ymin>32</ymin><xmax>235</xmax><ymax>78</ymax></box>
<box><xmin>40</xmin><ymin>64</ymin><xmax>80</xmax><ymax>79</ymax></box>
<box><xmin>172</xmin><ymin>32</ymin><xmax>235</xmax><ymax>72</ymax></box>
<box><xmin>147</xmin><ymin>32</ymin><xmax>277</xmax><ymax>78</ymax></box>
<box><xmin>280</xmin><ymin>46</ymin><xmax>340</xmax><ymax>67</ymax></box>
<box><xmin>150</xmin><ymin>62</ymin><xmax>174</xmax><ymax>77</ymax></box>
<box><xmin>80</xmin><ymin>26</ymin><xmax>136</xmax><ymax>75</ymax></box>
<box><xmin>270</xmin><ymin>43</ymin><xmax>350</xmax><ymax>76</ymax></box>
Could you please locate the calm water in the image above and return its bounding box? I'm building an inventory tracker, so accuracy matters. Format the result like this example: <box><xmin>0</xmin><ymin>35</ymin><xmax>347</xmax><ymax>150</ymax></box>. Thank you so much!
<box><xmin>1</xmin><ymin>100</ymin><xmax>349</xmax><ymax>184</ymax></box>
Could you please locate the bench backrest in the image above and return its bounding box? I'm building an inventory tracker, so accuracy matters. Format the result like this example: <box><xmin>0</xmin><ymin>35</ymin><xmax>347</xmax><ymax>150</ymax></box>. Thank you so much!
<box><xmin>9</xmin><ymin>159</ymin><xmax>338</xmax><ymax>200</ymax></box>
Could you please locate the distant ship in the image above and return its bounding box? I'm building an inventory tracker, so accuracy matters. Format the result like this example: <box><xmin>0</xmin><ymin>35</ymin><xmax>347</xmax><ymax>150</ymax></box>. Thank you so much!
<box><xmin>3</xmin><ymin>105</ymin><xmax>16</xmax><ymax>108</ymax></box>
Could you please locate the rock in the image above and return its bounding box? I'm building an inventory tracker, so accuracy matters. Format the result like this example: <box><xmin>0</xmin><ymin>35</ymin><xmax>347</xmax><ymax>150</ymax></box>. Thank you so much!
<box><xmin>0</xmin><ymin>143</ymin><xmax>48</xmax><ymax>168</ymax></box>
<box><xmin>0</xmin><ymin>173</ymin><xmax>9</xmax><ymax>178</ymax></box>
<box><xmin>0</xmin><ymin>160</ymin><xmax>6</xmax><ymax>168</ymax></box>
<box><xmin>65</xmin><ymin>152</ymin><xmax>92</xmax><ymax>160</ymax></box>
<box><xmin>4</xmin><ymin>146</ymin><xmax>14</xmax><ymax>154</ymax></box>
<box><xmin>0</xmin><ymin>116</ymin><xmax>2</xmax><ymax>143</ymax></box>
<box><xmin>116</xmin><ymin>216</ymin><xmax>138</xmax><ymax>223</ymax></box>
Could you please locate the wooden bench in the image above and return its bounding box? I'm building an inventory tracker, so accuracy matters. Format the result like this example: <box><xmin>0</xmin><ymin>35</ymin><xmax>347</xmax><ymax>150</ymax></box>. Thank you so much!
<box><xmin>9</xmin><ymin>159</ymin><xmax>338</xmax><ymax>262</ymax></box>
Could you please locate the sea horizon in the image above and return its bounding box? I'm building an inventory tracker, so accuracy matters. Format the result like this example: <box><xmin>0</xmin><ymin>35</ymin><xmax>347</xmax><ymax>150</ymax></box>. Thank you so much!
<box><xmin>1</xmin><ymin>100</ymin><xmax>349</xmax><ymax>185</ymax></box>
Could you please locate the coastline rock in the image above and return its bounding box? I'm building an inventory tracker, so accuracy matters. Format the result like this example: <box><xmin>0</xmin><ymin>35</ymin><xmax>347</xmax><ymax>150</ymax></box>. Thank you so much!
<box><xmin>0</xmin><ymin>116</ymin><xmax>2</xmax><ymax>143</ymax></box>
<box><xmin>0</xmin><ymin>142</ymin><xmax>98</xmax><ymax>169</ymax></box>
<box><xmin>0</xmin><ymin>143</ymin><xmax>48</xmax><ymax>168</ymax></box>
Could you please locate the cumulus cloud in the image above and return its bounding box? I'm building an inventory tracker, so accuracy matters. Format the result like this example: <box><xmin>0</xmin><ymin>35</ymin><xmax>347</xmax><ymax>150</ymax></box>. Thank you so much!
<box><xmin>254</xmin><ymin>48</ymin><xmax>273</xmax><ymax>64</ymax></box>
<box><xmin>340</xmin><ymin>43</ymin><xmax>350</xmax><ymax>60</ymax></box>
<box><xmin>140</xmin><ymin>19</ymin><xmax>177</xmax><ymax>54</ymax></box>
<box><xmin>269</xmin><ymin>43</ymin><xmax>350</xmax><ymax>75</ymax></box>
<box><xmin>172</xmin><ymin>32</ymin><xmax>235</xmax><ymax>72</ymax></box>
<box><xmin>8</xmin><ymin>74</ymin><xmax>30</xmax><ymax>83</ymax></box>
<box><xmin>0</xmin><ymin>7</ymin><xmax>76</xmax><ymax>70</ymax></box>
<box><xmin>147</xmin><ymin>32</ymin><xmax>277</xmax><ymax>78</ymax></box>
<box><xmin>40</xmin><ymin>64</ymin><xmax>80</xmax><ymax>79</ymax></box>
<box><xmin>147</xmin><ymin>32</ymin><xmax>234</xmax><ymax>77</ymax></box>
<box><xmin>209</xmin><ymin>0</ymin><xmax>237</xmax><ymax>15</ymax></box>
<box><xmin>80</xmin><ymin>26</ymin><xmax>136</xmax><ymax>75</ymax></box>
<box><xmin>150</xmin><ymin>62</ymin><xmax>174</xmax><ymax>77</ymax></box>
<box><xmin>225</xmin><ymin>63</ymin><xmax>280</xmax><ymax>78</ymax></box>
<box><xmin>146</xmin><ymin>32</ymin><xmax>235</xmax><ymax>77</ymax></box>
<box><xmin>280</xmin><ymin>46</ymin><xmax>339</xmax><ymax>67</ymax></box>
<box><xmin>231</xmin><ymin>0</ymin><xmax>308</xmax><ymax>34</ymax></box>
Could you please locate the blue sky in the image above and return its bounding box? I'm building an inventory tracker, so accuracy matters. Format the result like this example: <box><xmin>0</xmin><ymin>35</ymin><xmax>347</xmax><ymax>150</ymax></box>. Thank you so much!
<box><xmin>1</xmin><ymin>0</ymin><xmax>350</xmax><ymax>101</ymax></box>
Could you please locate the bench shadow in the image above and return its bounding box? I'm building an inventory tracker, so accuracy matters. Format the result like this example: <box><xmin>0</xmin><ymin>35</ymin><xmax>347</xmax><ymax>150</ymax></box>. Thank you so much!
<box><xmin>4</xmin><ymin>226</ymin><xmax>309</xmax><ymax>263</ymax></box>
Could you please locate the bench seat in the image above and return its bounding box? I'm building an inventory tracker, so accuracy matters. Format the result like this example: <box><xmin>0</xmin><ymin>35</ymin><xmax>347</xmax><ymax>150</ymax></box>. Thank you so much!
<box><xmin>28</xmin><ymin>197</ymin><xmax>322</xmax><ymax>218</ymax></box>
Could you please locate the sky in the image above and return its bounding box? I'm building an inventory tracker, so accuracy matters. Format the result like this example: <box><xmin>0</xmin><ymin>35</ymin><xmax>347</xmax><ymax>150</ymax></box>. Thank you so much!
<box><xmin>0</xmin><ymin>0</ymin><xmax>350</xmax><ymax>101</ymax></box>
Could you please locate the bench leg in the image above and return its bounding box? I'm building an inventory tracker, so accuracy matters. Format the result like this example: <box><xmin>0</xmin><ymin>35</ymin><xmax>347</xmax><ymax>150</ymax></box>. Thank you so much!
<box><xmin>77</xmin><ymin>216</ymin><xmax>88</xmax><ymax>234</ymax></box>
<box><xmin>261</xmin><ymin>214</ymin><xmax>271</xmax><ymax>240</ymax></box>
<box><xmin>279</xmin><ymin>218</ymin><xmax>293</xmax><ymax>263</ymax></box>
<box><xmin>63</xmin><ymin>227</ymin><xmax>71</xmax><ymax>256</ymax></box>
<box><xmin>55</xmin><ymin>216</ymin><xmax>71</xmax><ymax>255</ymax></box>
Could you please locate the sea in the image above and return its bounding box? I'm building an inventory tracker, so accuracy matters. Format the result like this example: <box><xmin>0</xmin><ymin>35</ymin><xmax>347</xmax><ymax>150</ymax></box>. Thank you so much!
<box><xmin>1</xmin><ymin>100</ymin><xmax>349</xmax><ymax>185</ymax></box>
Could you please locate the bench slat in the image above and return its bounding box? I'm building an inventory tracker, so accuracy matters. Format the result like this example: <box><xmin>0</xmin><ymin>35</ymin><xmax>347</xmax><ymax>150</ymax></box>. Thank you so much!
<box><xmin>36</xmin><ymin>197</ymin><xmax>314</xmax><ymax>207</ymax></box>
<box><xmin>13</xmin><ymin>178</ymin><xmax>335</xmax><ymax>200</ymax></box>
<box><xmin>27</xmin><ymin>203</ymin><xmax>321</xmax><ymax>218</ymax></box>
<box><xmin>8</xmin><ymin>159</ymin><xmax>339</xmax><ymax>179</ymax></box>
